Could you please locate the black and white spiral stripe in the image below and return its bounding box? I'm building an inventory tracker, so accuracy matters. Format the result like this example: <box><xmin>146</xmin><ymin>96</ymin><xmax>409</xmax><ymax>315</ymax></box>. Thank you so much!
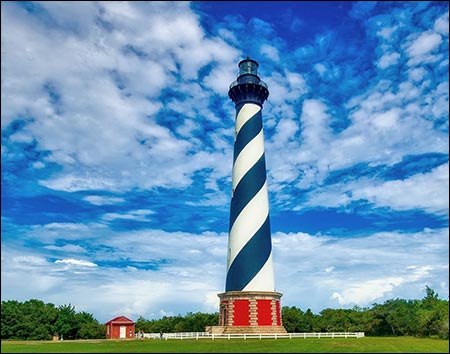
<box><xmin>225</xmin><ymin>102</ymin><xmax>274</xmax><ymax>292</ymax></box>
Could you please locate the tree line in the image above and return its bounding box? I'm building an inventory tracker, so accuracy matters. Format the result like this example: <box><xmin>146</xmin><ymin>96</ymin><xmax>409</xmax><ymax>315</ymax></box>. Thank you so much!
<box><xmin>281</xmin><ymin>286</ymin><xmax>448</xmax><ymax>338</ymax></box>
<box><xmin>2</xmin><ymin>286</ymin><xmax>448</xmax><ymax>340</ymax></box>
<box><xmin>1</xmin><ymin>299</ymin><xmax>105</xmax><ymax>340</ymax></box>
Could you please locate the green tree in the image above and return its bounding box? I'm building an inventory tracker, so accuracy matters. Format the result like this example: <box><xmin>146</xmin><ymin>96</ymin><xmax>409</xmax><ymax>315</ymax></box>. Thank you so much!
<box><xmin>135</xmin><ymin>316</ymin><xmax>151</xmax><ymax>333</ymax></box>
<box><xmin>348</xmin><ymin>306</ymin><xmax>375</xmax><ymax>333</ymax></box>
<box><xmin>1</xmin><ymin>300</ymin><xmax>23</xmax><ymax>339</ymax></box>
<box><xmin>3</xmin><ymin>293</ymin><xmax>448</xmax><ymax>339</ymax></box>
<box><xmin>22</xmin><ymin>299</ymin><xmax>58</xmax><ymax>340</ymax></box>
<box><xmin>417</xmin><ymin>286</ymin><xmax>449</xmax><ymax>338</ymax></box>
<box><xmin>183</xmin><ymin>312</ymin><xmax>218</xmax><ymax>332</ymax></box>
<box><xmin>75</xmin><ymin>311</ymin><xmax>104</xmax><ymax>339</ymax></box>
<box><xmin>282</xmin><ymin>306</ymin><xmax>302</xmax><ymax>332</ymax></box>
<box><xmin>54</xmin><ymin>304</ymin><xmax>78</xmax><ymax>339</ymax></box>
<box><xmin>1</xmin><ymin>299</ymin><xmax>58</xmax><ymax>340</ymax></box>
<box><xmin>304</xmin><ymin>308</ymin><xmax>319</xmax><ymax>332</ymax></box>
<box><xmin>2</xmin><ymin>299</ymin><xmax>110</xmax><ymax>340</ymax></box>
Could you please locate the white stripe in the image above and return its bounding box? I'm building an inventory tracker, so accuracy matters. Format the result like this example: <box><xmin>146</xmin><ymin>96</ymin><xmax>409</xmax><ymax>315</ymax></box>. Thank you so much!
<box><xmin>235</xmin><ymin>103</ymin><xmax>261</xmax><ymax>136</ymax></box>
<box><xmin>242</xmin><ymin>253</ymin><xmax>275</xmax><ymax>292</ymax></box>
<box><xmin>227</xmin><ymin>181</ymin><xmax>269</xmax><ymax>267</ymax></box>
<box><xmin>232</xmin><ymin>129</ymin><xmax>264</xmax><ymax>190</ymax></box>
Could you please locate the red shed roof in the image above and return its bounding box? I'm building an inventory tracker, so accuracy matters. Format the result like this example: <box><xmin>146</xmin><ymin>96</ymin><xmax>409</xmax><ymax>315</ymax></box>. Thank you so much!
<box><xmin>105</xmin><ymin>316</ymin><xmax>135</xmax><ymax>325</ymax></box>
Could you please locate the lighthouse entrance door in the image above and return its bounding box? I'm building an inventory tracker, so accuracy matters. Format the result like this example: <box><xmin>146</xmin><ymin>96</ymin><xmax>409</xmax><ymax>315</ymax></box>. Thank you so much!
<box><xmin>220</xmin><ymin>307</ymin><xmax>227</xmax><ymax>326</ymax></box>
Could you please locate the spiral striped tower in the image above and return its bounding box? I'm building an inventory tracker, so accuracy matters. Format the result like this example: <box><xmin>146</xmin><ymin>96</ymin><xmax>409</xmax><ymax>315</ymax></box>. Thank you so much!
<box><xmin>216</xmin><ymin>58</ymin><xmax>286</xmax><ymax>334</ymax></box>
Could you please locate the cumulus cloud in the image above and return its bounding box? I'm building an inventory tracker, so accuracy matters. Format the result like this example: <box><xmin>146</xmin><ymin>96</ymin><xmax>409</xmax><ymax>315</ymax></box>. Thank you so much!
<box><xmin>406</xmin><ymin>31</ymin><xmax>442</xmax><ymax>57</ymax></box>
<box><xmin>1</xmin><ymin>227</ymin><xmax>228</xmax><ymax>320</ymax></box>
<box><xmin>2</xmin><ymin>225</ymin><xmax>448</xmax><ymax>320</ymax></box>
<box><xmin>1</xmin><ymin>1</ymin><xmax>238</xmax><ymax>193</ymax></box>
<box><xmin>83</xmin><ymin>195</ymin><xmax>126</xmax><ymax>205</ymax></box>
<box><xmin>260</xmin><ymin>44</ymin><xmax>280</xmax><ymax>62</ymax></box>
<box><xmin>55</xmin><ymin>258</ymin><xmax>97</xmax><ymax>267</ymax></box>
<box><xmin>44</xmin><ymin>244</ymin><xmax>86</xmax><ymax>253</ymax></box>
<box><xmin>101</xmin><ymin>209</ymin><xmax>154</xmax><ymax>222</ymax></box>
<box><xmin>434</xmin><ymin>11</ymin><xmax>449</xmax><ymax>35</ymax></box>
<box><xmin>332</xmin><ymin>277</ymin><xmax>404</xmax><ymax>305</ymax></box>
<box><xmin>274</xmin><ymin>228</ymin><xmax>448</xmax><ymax>310</ymax></box>
<box><xmin>377</xmin><ymin>52</ymin><xmax>400</xmax><ymax>69</ymax></box>
<box><xmin>354</xmin><ymin>163</ymin><xmax>449</xmax><ymax>215</ymax></box>
<box><xmin>303</xmin><ymin>163</ymin><xmax>449</xmax><ymax>216</ymax></box>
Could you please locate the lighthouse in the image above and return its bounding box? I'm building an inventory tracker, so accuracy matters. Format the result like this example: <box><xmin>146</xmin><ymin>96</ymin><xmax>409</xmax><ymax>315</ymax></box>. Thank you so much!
<box><xmin>215</xmin><ymin>58</ymin><xmax>286</xmax><ymax>334</ymax></box>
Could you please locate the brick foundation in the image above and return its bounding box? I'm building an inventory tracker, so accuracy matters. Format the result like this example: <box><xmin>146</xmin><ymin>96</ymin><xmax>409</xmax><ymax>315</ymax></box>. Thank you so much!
<box><xmin>214</xmin><ymin>291</ymin><xmax>287</xmax><ymax>334</ymax></box>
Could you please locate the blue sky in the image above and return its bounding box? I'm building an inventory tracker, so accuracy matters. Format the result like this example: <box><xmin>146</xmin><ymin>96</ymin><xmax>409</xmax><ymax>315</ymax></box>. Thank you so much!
<box><xmin>1</xmin><ymin>1</ymin><xmax>448</xmax><ymax>323</ymax></box>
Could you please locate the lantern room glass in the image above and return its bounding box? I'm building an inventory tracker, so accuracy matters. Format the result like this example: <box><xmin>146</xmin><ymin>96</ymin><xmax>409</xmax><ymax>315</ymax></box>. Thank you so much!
<box><xmin>239</xmin><ymin>57</ymin><xmax>258</xmax><ymax>76</ymax></box>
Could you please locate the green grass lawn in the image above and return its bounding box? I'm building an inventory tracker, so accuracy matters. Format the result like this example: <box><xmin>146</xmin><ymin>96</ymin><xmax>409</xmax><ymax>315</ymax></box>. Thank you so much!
<box><xmin>1</xmin><ymin>336</ymin><xmax>449</xmax><ymax>353</ymax></box>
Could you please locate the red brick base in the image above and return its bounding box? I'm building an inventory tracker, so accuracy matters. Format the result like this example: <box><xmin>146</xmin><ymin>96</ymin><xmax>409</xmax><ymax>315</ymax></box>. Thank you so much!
<box><xmin>215</xmin><ymin>291</ymin><xmax>286</xmax><ymax>334</ymax></box>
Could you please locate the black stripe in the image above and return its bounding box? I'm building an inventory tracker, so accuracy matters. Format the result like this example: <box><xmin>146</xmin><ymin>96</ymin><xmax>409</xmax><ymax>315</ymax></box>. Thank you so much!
<box><xmin>233</xmin><ymin>110</ymin><xmax>262</xmax><ymax>163</ymax></box>
<box><xmin>225</xmin><ymin>216</ymin><xmax>272</xmax><ymax>291</ymax></box>
<box><xmin>229</xmin><ymin>154</ymin><xmax>267</xmax><ymax>232</ymax></box>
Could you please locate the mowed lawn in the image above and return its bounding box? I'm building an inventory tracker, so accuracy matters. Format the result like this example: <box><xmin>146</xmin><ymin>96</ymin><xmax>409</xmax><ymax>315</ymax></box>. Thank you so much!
<box><xmin>1</xmin><ymin>336</ymin><xmax>449</xmax><ymax>353</ymax></box>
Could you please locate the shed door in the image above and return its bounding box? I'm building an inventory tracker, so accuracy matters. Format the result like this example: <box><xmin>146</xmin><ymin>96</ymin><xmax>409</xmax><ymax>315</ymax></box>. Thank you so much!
<box><xmin>119</xmin><ymin>326</ymin><xmax>126</xmax><ymax>338</ymax></box>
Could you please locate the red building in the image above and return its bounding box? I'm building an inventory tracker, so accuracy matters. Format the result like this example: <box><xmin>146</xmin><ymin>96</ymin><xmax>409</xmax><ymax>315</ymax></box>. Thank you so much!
<box><xmin>105</xmin><ymin>316</ymin><xmax>135</xmax><ymax>339</ymax></box>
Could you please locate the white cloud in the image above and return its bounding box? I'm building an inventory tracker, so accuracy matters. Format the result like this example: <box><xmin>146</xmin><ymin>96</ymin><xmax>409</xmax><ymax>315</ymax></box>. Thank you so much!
<box><xmin>260</xmin><ymin>44</ymin><xmax>280</xmax><ymax>62</ymax></box>
<box><xmin>336</xmin><ymin>75</ymin><xmax>448</xmax><ymax>174</ymax></box>
<box><xmin>332</xmin><ymin>277</ymin><xmax>404</xmax><ymax>305</ymax></box>
<box><xmin>101</xmin><ymin>209</ymin><xmax>155</xmax><ymax>222</ymax></box>
<box><xmin>354</xmin><ymin>163</ymin><xmax>449</xmax><ymax>215</ymax></box>
<box><xmin>41</xmin><ymin>223</ymin><xmax>91</xmax><ymax>231</ymax></box>
<box><xmin>55</xmin><ymin>258</ymin><xmax>97</xmax><ymax>267</ymax></box>
<box><xmin>406</xmin><ymin>31</ymin><xmax>442</xmax><ymax>57</ymax></box>
<box><xmin>2</xmin><ymin>1</ymin><xmax>239</xmax><ymax>193</ymax></box>
<box><xmin>377</xmin><ymin>26</ymin><xmax>398</xmax><ymax>41</ymax></box>
<box><xmin>314</xmin><ymin>63</ymin><xmax>327</xmax><ymax>76</ymax></box>
<box><xmin>26</xmin><ymin>222</ymin><xmax>107</xmax><ymax>243</ymax></box>
<box><xmin>83</xmin><ymin>195</ymin><xmax>126</xmax><ymax>205</ymax></box>
<box><xmin>32</xmin><ymin>161</ymin><xmax>45</xmax><ymax>169</ymax></box>
<box><xmin>371</xmin><ymin>108</ymin><xmax>400</xmax><ymax>130</ymax></box>
<box><xmin>14</xmin><ymin>255</ymin><xmax>48</xmax><ymax>267</ymax></box>
<box><xmin>304</xmin><ymin>163</ymin><xmax>449</xmax><ymax>216</ymax></box>
<box><xmin>44</xmin><ymin>244</ymin><xmax>85</xmax><ymax>253</ymax></box>
<box><xmin>377</xmin><ymin>51</ymin><xmax>400</xmax><ymax>69</ymax></box>
<box><xmin>2</xmin><ymin>226</ymin><xmax>448</xmax><ymax>320</ymax></box>
<box><xmin>2</xmin><ymin>226</ymin><xmax>228</xmax><ymax>320</ymax></box>
<box><xmin>298</xmin><ymin>99</ymin><xmax>333</xmax><ymax>164</ymax></box>
<box><xmin>40</xmin><ymin>175</ymin><xmax>117</xmax><ymax>192</ymax></box>
<box><xmin>203</xmin><ymin>63</ymin><xmax>238</xmax><ymax>95</ymax></box>
<box><xmin>274</xmin><ymin>228</ymin><xmax>449</xmax><ymax>310</ymax></box>
<box><xmin>408</xmin><ymin>67</ymin><xmax>427</xmax><ymax>82</ymax></box>
<box><xmin>9</xmin><ymin>131</ymin><xmax>34</xmax><ymax>143</ymax></box>
<box><xmin>331</xmin><ymin>265</ymin><xmax>438</xmax><ymax>305</ymax></box>
<box><xmin>434</xmin><ymin>11</ymin><xmax>449</xmax><ymax>35</ymax></box>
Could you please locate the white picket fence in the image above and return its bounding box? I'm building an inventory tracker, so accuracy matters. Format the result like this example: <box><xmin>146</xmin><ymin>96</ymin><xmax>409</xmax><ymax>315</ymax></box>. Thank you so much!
<box><xmin>138</xmin><ymin>332</ymin><xmax>365</xmax><ymax>340</ymax></box>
